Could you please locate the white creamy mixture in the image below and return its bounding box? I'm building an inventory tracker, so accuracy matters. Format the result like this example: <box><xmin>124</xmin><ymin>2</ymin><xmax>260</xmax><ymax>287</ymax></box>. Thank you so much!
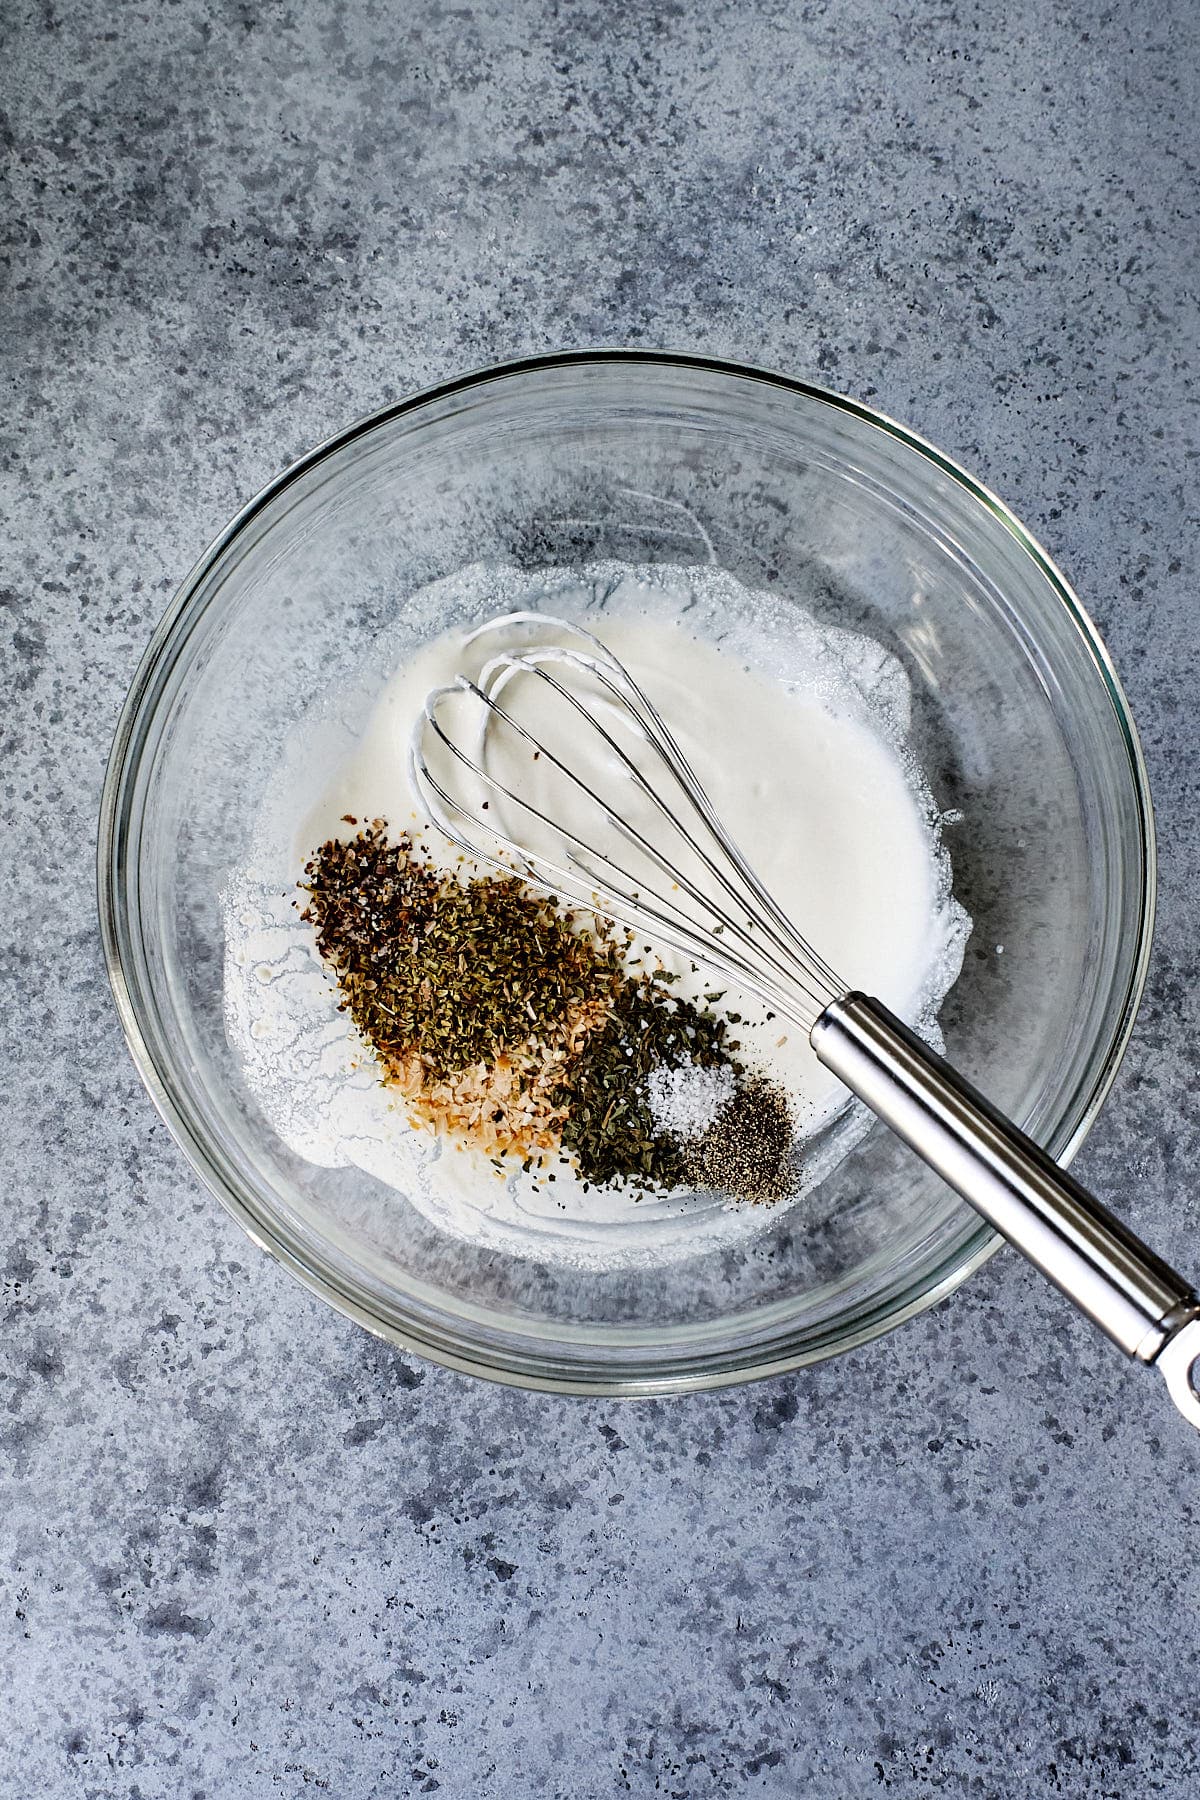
<box><xmin>224</xmin><ymin>563</ymin><xmax>969</xmax><ymax>1269</ymax></box>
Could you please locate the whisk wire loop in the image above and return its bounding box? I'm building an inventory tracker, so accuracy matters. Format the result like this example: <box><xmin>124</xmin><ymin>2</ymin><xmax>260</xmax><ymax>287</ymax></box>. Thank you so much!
<box><xmin>409</xmin><ymin>613</ymin><xmax>847</xmax><ymax>1028</ymax></box>
<box><xmin>417</xmin><ymin>691</ymin><xmax>833</xmax><ymax>1024</ymax></box>
<box><xmin>476</xmin><ymin>651</ymin><xmax>835</xmax><ymax>999</ymax></box>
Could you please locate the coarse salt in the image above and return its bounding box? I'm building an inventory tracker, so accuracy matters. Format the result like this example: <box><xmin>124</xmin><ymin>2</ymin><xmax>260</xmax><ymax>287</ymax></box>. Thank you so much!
<box><xmin>645</xmin><ymin>1060</ymin><xmax>737</xmax><ymax>1143</ymax></box>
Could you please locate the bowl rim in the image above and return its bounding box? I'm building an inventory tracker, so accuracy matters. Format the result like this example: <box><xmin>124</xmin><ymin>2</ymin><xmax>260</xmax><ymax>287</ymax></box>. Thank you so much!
<box><xmin>97</xmin><ymin>347</ymin><xmax>1157</xmax><ymax>1395</ymax></box>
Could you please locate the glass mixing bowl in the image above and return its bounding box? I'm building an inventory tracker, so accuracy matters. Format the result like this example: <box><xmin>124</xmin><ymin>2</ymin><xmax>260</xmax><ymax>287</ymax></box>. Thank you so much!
<box><xmin>98</xmin><ymin>352</ymin><xmax>1154</xmax><ymax>1394</ymax></box>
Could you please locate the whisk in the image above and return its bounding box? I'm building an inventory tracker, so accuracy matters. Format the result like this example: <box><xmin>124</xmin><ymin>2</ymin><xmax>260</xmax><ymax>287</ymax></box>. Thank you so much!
<box><xmin>410</xmin><ymin>611</ymin><xmax>1200</xmax><ymax>1430</ymax></box>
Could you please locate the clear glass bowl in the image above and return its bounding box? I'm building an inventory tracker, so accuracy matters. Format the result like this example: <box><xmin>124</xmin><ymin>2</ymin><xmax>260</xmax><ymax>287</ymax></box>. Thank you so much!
<box><xmin>98</xmin><ymin>352</ymin><xmax>1154</xmax><ymax>1394</ymax></box>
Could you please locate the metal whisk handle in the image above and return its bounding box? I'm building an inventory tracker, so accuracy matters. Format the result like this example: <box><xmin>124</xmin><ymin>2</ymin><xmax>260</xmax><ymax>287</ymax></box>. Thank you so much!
<box><xmin>812</xmin><ymin>993</ymin><xmax>1200</xmax><ymax>1430</ymax></box>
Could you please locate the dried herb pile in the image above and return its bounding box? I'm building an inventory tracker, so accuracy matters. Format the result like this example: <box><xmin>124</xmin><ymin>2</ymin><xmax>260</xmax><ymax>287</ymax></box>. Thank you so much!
<box><xmin>301</xmin><ymin>820</ymin><xmax>623</xmax><ymax>1075</ymax></box>
<box><xmin>300</xmin><ymin>819</ymin><xmax>796</xmax><ymax>1200</ymax></box>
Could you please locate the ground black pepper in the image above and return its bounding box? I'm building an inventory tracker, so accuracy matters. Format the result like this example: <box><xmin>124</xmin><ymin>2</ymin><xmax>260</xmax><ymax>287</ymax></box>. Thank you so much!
<box><xmin>685</xmin><ymin>1075</ymin><xmax>797</xmax><ymax>1204</ymax></box>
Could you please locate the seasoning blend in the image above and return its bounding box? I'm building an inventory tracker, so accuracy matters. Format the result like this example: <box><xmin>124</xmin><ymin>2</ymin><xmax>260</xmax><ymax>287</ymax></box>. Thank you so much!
<box><xmin>300</xmin><ymin>818</ymin><xmax>798</xmax><ymax>1205</ymax></box>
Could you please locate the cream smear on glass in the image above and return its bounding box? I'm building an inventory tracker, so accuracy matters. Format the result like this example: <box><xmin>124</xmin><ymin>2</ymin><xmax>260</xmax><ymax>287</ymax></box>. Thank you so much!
<box><xmin>223</xmin><ymin>563</ymin><xmax>969</xmax><ymax>1270</ymax></box>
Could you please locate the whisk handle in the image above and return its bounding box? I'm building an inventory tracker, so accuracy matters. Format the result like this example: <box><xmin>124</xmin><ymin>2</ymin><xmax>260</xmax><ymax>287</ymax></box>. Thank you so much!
<box><xmin>811</xmin><ymin>992</ymin><xmax>1200</xmax><ymax>1430</ymax></box>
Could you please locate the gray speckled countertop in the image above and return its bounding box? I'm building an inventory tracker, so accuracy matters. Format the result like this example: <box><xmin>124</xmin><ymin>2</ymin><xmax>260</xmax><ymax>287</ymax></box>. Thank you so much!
<box><xmin>4</xmin><ymin>2</ymin><xmax>1200</xmax><ymax>1794</ymax></box>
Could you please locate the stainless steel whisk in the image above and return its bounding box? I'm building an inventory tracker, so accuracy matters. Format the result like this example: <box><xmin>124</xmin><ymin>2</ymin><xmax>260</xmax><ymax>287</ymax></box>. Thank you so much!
<box><xmin>410</xmin><ymin>611</ymin><xmax>1200</xmax><ymax>1429</ymax></box>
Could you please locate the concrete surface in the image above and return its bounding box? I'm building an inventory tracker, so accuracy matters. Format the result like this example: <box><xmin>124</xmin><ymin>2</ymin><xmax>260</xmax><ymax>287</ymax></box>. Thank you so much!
<box><xmin>4</xmin><ymin>0</ymin><xmax>1200</xmax><ymax>1793</ymax></box>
